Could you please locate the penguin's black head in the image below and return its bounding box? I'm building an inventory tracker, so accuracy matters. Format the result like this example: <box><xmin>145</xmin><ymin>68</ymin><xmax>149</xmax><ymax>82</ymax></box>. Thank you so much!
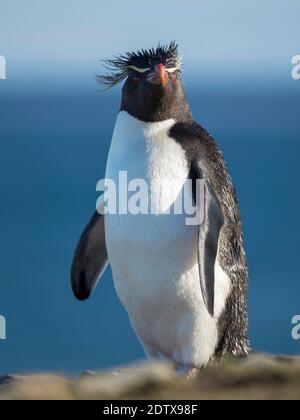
<box><xmin>97</xmin><ymin>42</ymin><xmax>191</xmax><ymax>123</ymax></box>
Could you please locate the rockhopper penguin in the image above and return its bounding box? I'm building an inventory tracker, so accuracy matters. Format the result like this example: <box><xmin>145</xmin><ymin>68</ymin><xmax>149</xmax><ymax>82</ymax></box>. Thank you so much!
<box><xmin>71</xmin><ymin>42</ymin><xmax>250</xmax><ymax>375</ymax></box>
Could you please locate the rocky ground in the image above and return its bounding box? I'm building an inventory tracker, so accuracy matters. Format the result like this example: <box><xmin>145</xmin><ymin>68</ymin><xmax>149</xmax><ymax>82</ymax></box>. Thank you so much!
<box><xmin>0</xmin><ymin>354</ymin><xmax>300</xmax><ymax>400</ymax></box>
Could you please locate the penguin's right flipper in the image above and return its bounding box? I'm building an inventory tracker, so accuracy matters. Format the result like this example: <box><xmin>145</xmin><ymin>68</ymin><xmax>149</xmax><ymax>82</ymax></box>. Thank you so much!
<box><xmin>192</xmin><ymin>159</ymin><xmax>224</xmax><ymax>318</ymax></box>
<box><xmin>71</xmin><ymin>211</ymin><xmax>108</xmax><ymax>300</ymax></box>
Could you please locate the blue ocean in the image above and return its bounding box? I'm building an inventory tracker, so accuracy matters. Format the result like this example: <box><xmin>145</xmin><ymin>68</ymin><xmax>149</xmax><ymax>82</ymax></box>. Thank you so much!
<box><xmin>0</xmin><ymin>85</ymin><xmax>299</xmax><ymax>374</ymax></box>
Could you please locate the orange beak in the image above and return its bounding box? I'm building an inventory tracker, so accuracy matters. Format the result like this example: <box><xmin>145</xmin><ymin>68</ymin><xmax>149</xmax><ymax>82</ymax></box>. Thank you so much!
<box><xmin>147</xmin><ymin>64</ymin><xmax>169</xmax><ymax>86</ymax></box>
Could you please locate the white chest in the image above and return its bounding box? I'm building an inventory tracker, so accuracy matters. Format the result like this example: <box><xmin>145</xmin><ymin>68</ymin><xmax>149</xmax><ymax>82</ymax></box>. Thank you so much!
<box><xmin>105</xmin><ymin>111</ymin><xmax>195</xmax><ymax>254</ymax></box>
<box><xmin>105</xmin><ymin>111</ymin><xmax>189</xmax><ymax>212</ymax></box>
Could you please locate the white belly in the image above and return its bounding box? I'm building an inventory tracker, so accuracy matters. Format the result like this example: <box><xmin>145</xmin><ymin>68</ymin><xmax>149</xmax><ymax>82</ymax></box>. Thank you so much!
<box><xmin>104</xmin><ymin>111</ymin><xmax>230</xmax><ymax>367</ymax></box>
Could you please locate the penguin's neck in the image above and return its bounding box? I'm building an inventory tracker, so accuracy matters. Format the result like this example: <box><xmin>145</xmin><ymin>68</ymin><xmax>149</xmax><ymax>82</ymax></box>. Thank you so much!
<box><xmin>113</xmin><ymin>110</ymin><xmax>176</xmax><ymax>141</ymax></box>
<box><xmin>120</xmin><ymin>90</ymin><xmax>192</xmax><ymax>123</ymax></box>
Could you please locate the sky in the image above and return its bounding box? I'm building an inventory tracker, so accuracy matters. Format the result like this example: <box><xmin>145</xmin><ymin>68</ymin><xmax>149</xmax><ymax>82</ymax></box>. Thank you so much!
<box><xmin>0</xmin><ymin>0</ymin><xmax>300</xmax><ymax>92</ymax></box>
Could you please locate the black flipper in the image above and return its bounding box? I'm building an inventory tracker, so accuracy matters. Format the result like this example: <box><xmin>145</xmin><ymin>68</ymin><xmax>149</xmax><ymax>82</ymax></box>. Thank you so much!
<box><xmin>71</xmin><ymin>212</ymin><xmax>108</xmax><ymax>300</ymax></box>
<box><xmin>192</xmin><ymin>159</ymin><xmax>224</xmax><ymax>317</ymax></box>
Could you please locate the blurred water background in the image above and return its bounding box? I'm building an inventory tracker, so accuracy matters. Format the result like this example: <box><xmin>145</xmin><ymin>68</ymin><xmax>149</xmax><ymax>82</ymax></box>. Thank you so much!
<box><xmin>0</xmin><ymin>0</ymin><xmax>299</xmax><ymax>373</ymax></box>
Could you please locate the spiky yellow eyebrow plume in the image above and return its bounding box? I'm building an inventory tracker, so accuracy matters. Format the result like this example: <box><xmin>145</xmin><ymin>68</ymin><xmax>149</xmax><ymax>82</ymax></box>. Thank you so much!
<box><xmin>96</xmin><ymin>41</ymin><xmax>182</xmax><ymax>90</ymax></box>
<box><xmin>127</xmin><ymin>65</ymin><xmax>150</xmax><ymax>73</ymax></box>
<box><xmin>165</xmin><ymin>65</ymin><xmax>181</xmax><ymax>74</ymax></box>
<box><xmin>127</xmin><ymin>64</ymin><xmax>181</xmax><ymax>74</ymax></box>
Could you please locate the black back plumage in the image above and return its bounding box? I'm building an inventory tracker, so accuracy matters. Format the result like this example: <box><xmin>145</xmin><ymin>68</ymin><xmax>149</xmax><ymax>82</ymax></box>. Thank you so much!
<box><xmin>170</xmin><ymin>122</ymin><xmax>250</xmax><ymax>356</ymax></box>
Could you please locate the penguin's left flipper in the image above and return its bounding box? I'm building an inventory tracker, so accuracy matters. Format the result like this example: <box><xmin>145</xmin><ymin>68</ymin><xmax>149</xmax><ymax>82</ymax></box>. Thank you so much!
<box><xmin>192</xmin><ymin>159</ymin><xmax>224</xmax><ymax>318</ymax></box>
<box><xmin>71</xmin><ymin>211</ymin><xmax>108</xmax><ymax>301</ymax></box>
